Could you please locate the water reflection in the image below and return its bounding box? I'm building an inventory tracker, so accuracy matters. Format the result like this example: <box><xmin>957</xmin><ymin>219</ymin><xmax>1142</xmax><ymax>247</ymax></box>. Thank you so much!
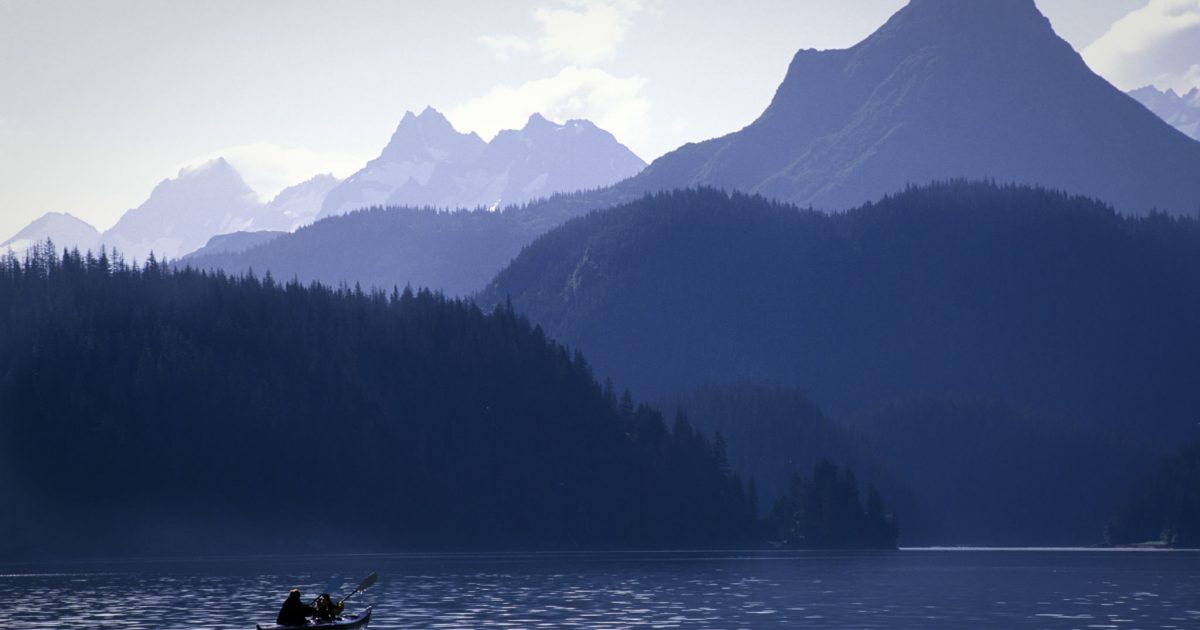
<box><xmin>0</xmin><ymin>550</ymin><xmax>1198</xmax><ymax>629</ymax></box>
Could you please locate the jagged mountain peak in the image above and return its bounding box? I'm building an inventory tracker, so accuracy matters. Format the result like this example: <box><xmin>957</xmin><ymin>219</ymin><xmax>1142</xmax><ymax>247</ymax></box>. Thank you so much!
<box><xmin>867</xmin><ymin>0</ymin><xmax>1059</xmax><ymax>53</ymax></box>
<box><xmin>177</xmin><ymin>156</ymin><xmax>241</xmax><ymax>180</ymax></box>
<box><xmin>825</xmin><ymin>0</ymin><xmax>1066</xmax><ymax>80</ymax></box>
<box><xmin>418</xmin><ymin>105</ymin><xmax>451</xmax><ymax>122</ymax></box>
<box><xmin>626</xmin><ymin>0</ymin><xmax>1200</xmax><ymax>216</ymax></box>
<box><xmin>394</xmin><ymin>106</ymin><xmax>460</xmax><ymax>133</ymax></box>
<box><xmin>164</xmin><ymin>154</ymin><xmax>255</xmax><ymax>194</ymax></box>
<box><xmin>378</xmin><ymin>106</ymin><xmax>485</xmax><ymax>165</ymax></box>
<box><xmin>321</xmin><ymin>107</ymin><xmax>645</xmax><ymax>218</ymax></box>
<box><xmin>871</xmin><ymin>0</ymin><xmax>1051</xmax><ymax>40</ymax></box>
<box><xmin>522</xmin><ymin>112</ymin><xmax>556</xmax><ymax>131</ymax></box>
<box><xmin>897</xmin><ymin>0</ymin><xmax>1043</xmax><ymax>22</ymax></box>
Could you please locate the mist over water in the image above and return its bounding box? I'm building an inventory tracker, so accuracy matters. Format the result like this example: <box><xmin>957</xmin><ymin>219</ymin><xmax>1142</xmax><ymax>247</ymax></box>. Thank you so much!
<box><xmin>2</xmin><ymin>550</ymin><xmax>1198</xmax><ymax>629</ymax></box>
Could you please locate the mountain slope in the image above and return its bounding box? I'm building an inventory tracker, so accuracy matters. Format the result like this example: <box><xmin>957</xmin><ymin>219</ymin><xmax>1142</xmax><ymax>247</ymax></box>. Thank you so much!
<box><xmin>621</xmin><ymin>0</ymin><xmax>1200</xmax><ymax>215</ymax></box>
<box><xmin>182</xmin><ymin>230</ymin><xmax>285</xmax><ymax>259</ymax></box>
<box><xmin>257</xmin><ymin>173</ymin><xmax>340</xmax><ymax>231</ymax></box>
<box><xmin>2</xmin><ymin>212</ymin><xmax>99</xmax><ymax>254</ymax></box>
<box><xmin>479</xmin><ymin>183</ymin><xmax>1200</xmax><ymax>435</ymax></box>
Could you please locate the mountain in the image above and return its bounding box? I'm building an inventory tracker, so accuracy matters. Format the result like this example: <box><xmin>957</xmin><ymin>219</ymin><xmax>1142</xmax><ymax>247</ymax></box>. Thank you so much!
<box><xmin>95</xmin><ymin>161</ymin><xmax>340</xmax><ymax>261</ymax></box>
<box><xmin>188</xmin><ymin>108</ymin><xmax>646</xmax><ymax>296</ymax></box>
<box><xmin>619</xmin><ymin>0</ymin><xmax>1200</xmax><ymax>216</ymax></box>
<box><xmin>319</xmin><ymin>108</ymin><xmax>486</xmax><ymax>218</ymax></box>
<box><xmin>318</xmin><ymin>108</ymin><xmax>645</xmax><ymax>218</ymax></box>
<box><xmin>188</xmin><ymin>0</ymin><xmax>1200</xmax><ymax>298</ymax></box>
<box><xmin>1129</xmin><ymin>86</ymin><xmax>1200</xmax><ymax>141</ymax></box>
<box><xmin>478</xmin><ymin>183</ymin><xmax>1200</xmax><ymax>437</ymax></box>
<box><xmin>257</xmin><ymin>173</ymin><xmax>340</xmax><ymax>231</ymax></box>
<box><xmin>435</xmin><ymin>113</ymin><xmax>648</xmax><ymax>211</ymax></box>
<box><xmin>100</xmin><ymin>158</ymin><xmax>264</xmax><ymax>261</ymax></box>
<box><xmin>1</xmin><ymin>212</ymin><xmax>99</xmax><ymax>255</ymax></box>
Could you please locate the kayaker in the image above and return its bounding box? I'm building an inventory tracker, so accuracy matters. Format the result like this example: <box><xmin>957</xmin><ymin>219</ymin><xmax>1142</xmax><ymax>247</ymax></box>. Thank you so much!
<box><xmin>313</xmin><ymin>593</ymin><xmax>344</xmax><ymax>621</ymax></box>
<box><xmin>276</xmin><ymin>588</ymin><xmax>317</xmax><ymax>626</ymax></box>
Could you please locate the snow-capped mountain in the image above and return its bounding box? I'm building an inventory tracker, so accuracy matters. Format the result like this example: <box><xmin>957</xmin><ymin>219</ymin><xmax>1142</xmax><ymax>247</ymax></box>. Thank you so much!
<box><xmin>94</xmin><ymin>159</ymin><xmax>340</xmax><ymax>261</ymax></box>
<box><xmin>1129</xmin><ymin>86</ymin><xmax>1200</xmax><ymax>141</ymax></box>
<box><xmin>100</xmin><ymin>158</ymin><xmax>265</xmax><ymax>260</ymax></box>
<box><xmin>1</xmin><ymin>212</ymin><xmax>100</xmax><ymax>255</ymax></box>
<box><xmin>428</xmin><ymin>113</ymin><xmax>649</xmax><ymax>211</ymax></box>
<box><xmin>319</xmin><ymin>108</ymin><xmax>645</xmax><ymax>218</ymax></box>
<box><xmin>10</xmin><ymin>107</ymin><xmax>642</xmax><ymax>263</ymax></box>
<box><xmin>318</xmin><ymin>107</ymin><xmax>487</xmax><ymax>219</ymax></box>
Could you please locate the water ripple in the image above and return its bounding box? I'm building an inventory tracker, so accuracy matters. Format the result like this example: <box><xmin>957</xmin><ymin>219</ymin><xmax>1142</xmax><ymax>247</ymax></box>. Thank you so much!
<box><xmin>0</xmin><ymin>550</ymin><xmax>1197</xmax><ymax>629</ymax></box>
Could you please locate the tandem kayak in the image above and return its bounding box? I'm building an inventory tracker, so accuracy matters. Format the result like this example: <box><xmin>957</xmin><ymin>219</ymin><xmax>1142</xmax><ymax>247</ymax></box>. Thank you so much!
<box><xmin>256</xmin><ymin>607</ymin><xmax>372</xmax><ymax>630</ymax></box>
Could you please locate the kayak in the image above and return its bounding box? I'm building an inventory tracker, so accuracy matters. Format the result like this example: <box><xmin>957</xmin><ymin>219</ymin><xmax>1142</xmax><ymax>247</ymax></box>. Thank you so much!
<box><xmin>256</xmin><ymin>607</ymin><xmax>372</xmax><ymax>630</ymax></box>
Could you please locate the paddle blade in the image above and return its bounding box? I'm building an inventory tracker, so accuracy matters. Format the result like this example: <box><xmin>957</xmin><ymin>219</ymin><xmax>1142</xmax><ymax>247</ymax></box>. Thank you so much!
<box><xmin>339</xmin><ymin>572</ymin><xmax>379</xmax><ymax>605</ymax></box>
<box><xmin>356</xmin><ymin>572</ymin><xmax>378</xmax><ymax>593</ymax></box>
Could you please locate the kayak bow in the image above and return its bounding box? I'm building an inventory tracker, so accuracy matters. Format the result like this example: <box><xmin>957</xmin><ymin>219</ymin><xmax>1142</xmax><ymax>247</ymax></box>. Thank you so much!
<box><xmin>255</xmin><ymin>606</ymin><xmax>372</xmax><ymax>630</ymax></box>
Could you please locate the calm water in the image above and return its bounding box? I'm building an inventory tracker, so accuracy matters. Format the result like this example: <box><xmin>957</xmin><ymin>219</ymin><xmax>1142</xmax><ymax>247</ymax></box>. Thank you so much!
<box><xmin>1</xmin><ymin>549</ymin><xmax>1198</xmax><ymax>629</ymax></box>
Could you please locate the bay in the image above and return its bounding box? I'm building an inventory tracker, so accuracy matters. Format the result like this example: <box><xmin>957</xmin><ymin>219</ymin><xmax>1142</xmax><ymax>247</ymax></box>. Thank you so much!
<box><xmin>1</xmin><ymin>549</ymin><xmax>1198</xmax><ymax>629</ymax></box>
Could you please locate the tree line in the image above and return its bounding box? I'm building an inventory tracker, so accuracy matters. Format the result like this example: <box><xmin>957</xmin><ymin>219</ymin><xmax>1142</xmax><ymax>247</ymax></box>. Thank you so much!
<box><xmin>0</xmin><ymin>242</ymin><xmax>896</xmax><ymax>558</ymax></box>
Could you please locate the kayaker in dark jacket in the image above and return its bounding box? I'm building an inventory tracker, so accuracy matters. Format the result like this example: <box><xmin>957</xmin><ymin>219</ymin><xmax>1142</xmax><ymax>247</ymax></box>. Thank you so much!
<box><xmin>276</xmin><ymin>588</ymin><xmax>316</xmax><ymax>626</ymax></box>
<box><xmin>313</xmin><ymin>593</ymin><xmax>344</xmax><ymax>621</ymax></box>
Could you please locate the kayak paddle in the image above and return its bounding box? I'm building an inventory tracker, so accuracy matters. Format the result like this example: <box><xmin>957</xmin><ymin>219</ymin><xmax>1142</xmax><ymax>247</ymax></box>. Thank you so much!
<box><xmin>338</xmin><ymin>572</ymin><xmax>378</xmax><ymax>606</ymax></box>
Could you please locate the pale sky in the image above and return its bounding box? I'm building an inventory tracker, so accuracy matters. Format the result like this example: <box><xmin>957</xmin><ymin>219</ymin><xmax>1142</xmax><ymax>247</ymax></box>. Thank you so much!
<box><xmin>2</xmin><ymin>0</ymin><xmax>1192</xmax><ymax>239</ymax></box>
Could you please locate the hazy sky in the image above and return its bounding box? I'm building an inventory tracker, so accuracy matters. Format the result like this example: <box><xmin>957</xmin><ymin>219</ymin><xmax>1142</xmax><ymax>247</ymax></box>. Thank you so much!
<box><xmin>3</xmin><ymin>0</ymin><xmax>1194</xmax><ymax>239</ymax></box>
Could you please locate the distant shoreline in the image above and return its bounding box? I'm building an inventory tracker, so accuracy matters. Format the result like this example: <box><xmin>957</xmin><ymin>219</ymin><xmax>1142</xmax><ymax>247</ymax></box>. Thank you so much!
<box><xmin>902</xmin><ymin>546</ymin><xmax>1196</xmax><ymax>552</ymax></box>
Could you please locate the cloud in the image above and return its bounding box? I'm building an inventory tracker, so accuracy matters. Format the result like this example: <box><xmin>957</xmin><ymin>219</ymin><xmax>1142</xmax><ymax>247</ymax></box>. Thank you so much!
<box><xmin>1083</xmin><ymin>0</ymin><xmax>1200</xmax><ymax>92</ymax></box>
<box><xmin>479</xmin><ymin>0</ymin><xmax>645</xmax><ymax>65</ymax></box>
<box><xmin>466</xmin><ymin>1</ymin><xmax>654</xmax><ymax>156</ymax></box>
<box><xmin>449</xmin><ymin>66</ymin><xmax>650</xmax><ymax>156</ymax></box>
<box><xmin>479</xmin><ymin>35</ymin><xmax>535</xmax><ymax>63</ymax></box>
<box><xmin>178</xmin><ymin>143</ymin><xmax>367</xmax><ymax>201</ymax></box>
<box><xmin>535</xmin><ymin>0</ymin><xmax>643</xmax><ymax>65</ymax></box>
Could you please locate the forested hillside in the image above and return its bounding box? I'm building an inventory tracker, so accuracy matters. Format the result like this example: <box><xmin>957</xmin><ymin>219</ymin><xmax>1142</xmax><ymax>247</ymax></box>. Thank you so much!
<box><xmin>479</xmin><ymin>183</ymin><xmax>1200</xmax><ymax>545</ymax></box>
<box><xmin>669</xmin><ymin>385</ymin><xmax>1155</xmax><ymax>545</ymax></box>
<box><xmin>666</xmin><ymin>385</ymin><xmax>887</xmax><ymax>522</ymax></box>
<box><xmin>482</xmin><ymin>183</ymin><xmax>1200</xmax><ymax>437</ymax></box>
<box><xmin>1106</xmin><ymin>438</ymin><xmax>1200</xmax><ymax>547</ymax></box>
<box><xmin>0</xmin><ymin>244</ymin><xmax>778</xmax><ymax>558</ymax></box>
<box><xmin>849</xmin><ymin>398</ymin><xmax>1156</xmax><ymax>545</ymax></box>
